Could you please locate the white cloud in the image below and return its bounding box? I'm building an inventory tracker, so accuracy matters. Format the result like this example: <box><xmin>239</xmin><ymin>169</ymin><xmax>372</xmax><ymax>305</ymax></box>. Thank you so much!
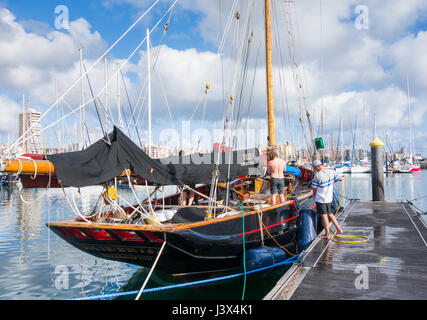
<box><xmin>362</xmin><ymin>0</ymin><xmax>427</xmax><ymax>40</ymax></box>
<box><xmin>0</xmin><ymin>95</ymin><xmax>21</xmax><ymax>134</ymax></box>
<box><xmin>0</xmin><ymin>8</ymin><xmax>107</xmax><ymax>95</ymax></box>
<box><xmin>139</xmin><ymin>45</ymin><xmax>222</xmax><ymax>105</ymax></box>
<box><xmin>388</xmin><ymin>31</ymin><xmax>427</xmax><ymax>92</ymax></box>
<box><xmin>0</xmin><ymin>2</ymin><xmax>426</xmax><ymax>155</ymax></box>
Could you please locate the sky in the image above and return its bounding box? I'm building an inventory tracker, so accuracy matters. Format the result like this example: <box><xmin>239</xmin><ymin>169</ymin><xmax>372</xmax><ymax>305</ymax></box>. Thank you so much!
<box><xmin>0</xmin><ymin>0</ymin><xmax>426</xmax><ymax>156</ymax></box>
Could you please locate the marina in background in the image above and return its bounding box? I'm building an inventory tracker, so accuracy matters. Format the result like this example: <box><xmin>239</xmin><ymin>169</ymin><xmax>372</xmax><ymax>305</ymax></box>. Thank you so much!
<box><xmin>0</xmin><ymin>0</ymin><xmax>425</xmax><ymax>302</ymax></box>
<box><xmin>0</xmin><ymin>171</ymin><xmax>425</xmax><ymax>300</ymax></box>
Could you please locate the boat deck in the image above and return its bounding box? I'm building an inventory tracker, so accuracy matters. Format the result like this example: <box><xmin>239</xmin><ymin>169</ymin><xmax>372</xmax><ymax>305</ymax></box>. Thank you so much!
<box><xmin>264</xmin><ymin>200</ymin><xmax>427</xmax><ymax>300</ymax></box>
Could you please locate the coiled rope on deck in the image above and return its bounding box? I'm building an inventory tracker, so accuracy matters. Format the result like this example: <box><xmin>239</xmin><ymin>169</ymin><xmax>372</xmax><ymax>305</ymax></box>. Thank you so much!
<box><xmin>330</xmin><ymin>175</ymin><xmax>370</xmax><ymax>244</ymax></box>
<box><xmin>331</xmin><ymin>234</ymin><xmax>369</xmax><ymax>244</ymax></box>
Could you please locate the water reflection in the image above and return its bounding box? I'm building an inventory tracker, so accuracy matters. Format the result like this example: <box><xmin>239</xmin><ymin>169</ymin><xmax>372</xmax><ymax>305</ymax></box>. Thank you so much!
<box><xmin>16</xmin><ymin>189</ymin><xmax>43</xmax><ymax>239</ymax></box>
<box><xmin>335</xmin><ymin>172</ymin><xmax>426</xmax><ymax>208</ymax></box>
<box><xmin>0</xmin><ymin>184</ymin><xmax>142</xmax><ymax>300</ymax></box>
<box><xmin>116</xmin><ymin>264</ymin><xmax>292</xmax><ymax>300</ymax></box>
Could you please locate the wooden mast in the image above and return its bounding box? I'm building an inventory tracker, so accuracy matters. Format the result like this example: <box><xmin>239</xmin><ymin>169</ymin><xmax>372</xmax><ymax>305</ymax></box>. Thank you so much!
<box><xmin>265</xmin><ymin>0</ymin><xmax>275</xmax><ymax>147</ymax></box>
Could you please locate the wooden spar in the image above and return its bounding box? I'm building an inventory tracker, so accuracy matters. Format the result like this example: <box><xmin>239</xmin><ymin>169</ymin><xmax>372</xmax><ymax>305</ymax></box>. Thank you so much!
<box><xmin>2</xmin><ymin>159</ymin><xmax>55</xmax><ymax>175</ymax></box>
<box><xmin>265</xmin><ymin>0</ymin><xmax>275</xmax><ymax>147</ymax></box>
<box><xmin>0</xmin><ymin>159</ymin><xmax>132</xmax><ymax>177</ymax></box>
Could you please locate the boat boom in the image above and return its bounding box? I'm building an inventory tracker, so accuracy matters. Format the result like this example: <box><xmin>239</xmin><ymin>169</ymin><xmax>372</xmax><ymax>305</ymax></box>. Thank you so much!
<box><xmin>0</xmin><ymin>158</ymin><xmax>56</xmax><ymax>175</ymax></box>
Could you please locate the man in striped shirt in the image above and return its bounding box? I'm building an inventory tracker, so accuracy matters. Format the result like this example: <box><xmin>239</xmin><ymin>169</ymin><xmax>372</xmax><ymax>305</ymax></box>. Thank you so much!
<box><xmin>312</xmin><ymin>160</ymin><xmax>344</xmax><ymax>239</ymax></box>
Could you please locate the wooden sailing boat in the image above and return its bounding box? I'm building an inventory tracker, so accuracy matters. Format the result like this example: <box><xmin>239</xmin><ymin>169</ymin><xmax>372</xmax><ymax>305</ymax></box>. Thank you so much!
<box><xmin>3</xmin><ymin>1</ymin><xmax>316</xmax><ymax>275</ymax></box>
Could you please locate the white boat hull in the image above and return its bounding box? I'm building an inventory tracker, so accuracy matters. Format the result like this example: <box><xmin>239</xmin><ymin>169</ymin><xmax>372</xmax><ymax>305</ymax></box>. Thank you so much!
<box><xmin>350</xmin><ymin>166</ymin><xmax>371</xmax><ymax>173</ymax></box>
<box><xmin>335</xmin><ymin>166</ymin><xmax>351</xmax><ymax>173</ymax></box>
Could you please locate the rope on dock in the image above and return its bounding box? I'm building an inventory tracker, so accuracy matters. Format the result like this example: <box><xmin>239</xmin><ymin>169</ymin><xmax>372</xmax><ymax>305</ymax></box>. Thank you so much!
<box><xmin>331</xmin><ymin>177</ymin><xmax>369</xmax><ymax>244</ymax></box>
<box><xmin>69</xmin><ymin>254</ymin><xmax>304</xmax><ymax>301</ymax></box>
<box><xmin>331</xmin><ymin>234</ymin><xmax>369</xmax><ymax>244</ymax></box>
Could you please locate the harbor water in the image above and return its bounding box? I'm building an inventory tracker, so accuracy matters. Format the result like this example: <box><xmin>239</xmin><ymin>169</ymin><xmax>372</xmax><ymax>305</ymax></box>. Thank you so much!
<box><xmin>0</xmin><ymin>171</ymin><xmax>425</xmax><ymax>300</ymax></box>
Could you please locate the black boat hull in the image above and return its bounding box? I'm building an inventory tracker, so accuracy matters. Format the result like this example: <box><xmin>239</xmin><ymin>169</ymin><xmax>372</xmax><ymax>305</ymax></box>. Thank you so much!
<box><xmin>49</xmin><ymin>195</ymin><xmax>315</xmax><ymax>275</ymax></box>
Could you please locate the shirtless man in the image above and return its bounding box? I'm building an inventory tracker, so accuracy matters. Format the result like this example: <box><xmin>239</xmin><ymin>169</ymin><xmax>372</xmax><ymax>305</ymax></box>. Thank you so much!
<box><xmin>266</xmin><ymin>151</ymin><xmax>287</xmax><ymax>205</ymax></box>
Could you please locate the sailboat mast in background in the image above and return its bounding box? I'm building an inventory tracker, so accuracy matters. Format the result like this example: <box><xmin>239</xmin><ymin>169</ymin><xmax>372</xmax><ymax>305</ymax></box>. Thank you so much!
<box><xmin>147</xmin><ymin>28</ymin><xmax>152</xmax><ymax>158</ymax></box>
<box><xmin>79</xmin><ymin>48</ymin><xmax>86</xmax><ymax>150</ymax></box>
<box><xmin>406</xmin><ymin>75</ymin><xmax>414</xmax><ymax>160</ymax></box>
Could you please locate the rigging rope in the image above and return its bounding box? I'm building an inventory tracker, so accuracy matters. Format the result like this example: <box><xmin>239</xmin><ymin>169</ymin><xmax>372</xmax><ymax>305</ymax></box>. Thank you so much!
<box><xmin>17</xmin><ymin>158</ymin><xmax>53</xmax><ymax>205</ymax></box>
<box><xmin>243</xmin><ymin>43</ymin><xmax>260</xmax><ymax>135</ymax></box>
<box><xmin>279</xmin><ymin>1</ymin><xmax>316</xmax><ymax>159</ymax></box>
<box><xmin>5</xmin><ymin>0</ymin><xmax>164</xmax><ymax>155</ymax></box>
<box><xmin>120</xmin><ymin>70</ymin><xmax>143</xmax><ymax>147</ymax></box>
<box><xmin>241</xmin><ymin>203</ymin><xmax>247</xmax><ymax>301</ymax></box>
<box><xmin>135</xmin><ymin>237</ymin><xmax>167</xmax><ymax>300</ymax></box>
<box><xmin>5</xmin><ymin>0</ymin><xmax>179</xmax><ymax>155</ymax></box>
<box><xmin>258</xmin><ymin>210</ymin><xmax>296</xmax><ymax>257</ymax></box>
<box><xmin>83</xmin><ymin>64</ymin><xmax>110</xmax><ymax>142</ymax></box>
<box><xmin>272</xmin><ymin>0</ymin><xmax>292</xmax><ymax>144</ymax></box>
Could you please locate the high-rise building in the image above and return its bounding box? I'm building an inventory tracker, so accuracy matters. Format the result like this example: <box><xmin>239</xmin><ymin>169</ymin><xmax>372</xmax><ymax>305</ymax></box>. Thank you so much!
<box><xmin>19</xmin><ymin>108</ymin><xmax>42</xmax><ymax>154</ymax></box>
<box><xmin>143</xmin><ymin>144</ymin><xmax>171</xmax><ymax>159</ymax></box>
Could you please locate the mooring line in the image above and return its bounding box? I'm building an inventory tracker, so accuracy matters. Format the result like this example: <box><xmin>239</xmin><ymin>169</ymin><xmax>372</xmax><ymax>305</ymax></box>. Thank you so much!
<box><xmin>135</xmin><ymin>238</ymin><xmax>167</xmax><ymax>300</ymax></box>
<box><xmin>70</xmin><ymin>255</ymin><xmax>304</xmax><ymax>301</ymax></box>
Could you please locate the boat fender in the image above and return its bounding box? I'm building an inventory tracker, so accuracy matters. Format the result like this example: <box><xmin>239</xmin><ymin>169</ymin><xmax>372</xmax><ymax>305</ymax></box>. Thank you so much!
<box><xmin>285</xmin><ymin>166</ymin><xmax>301</xmax><ymax>177</ymax></box>
<box><xmin>297</xmin><ymin>209</ymin><xmax>317</xmax><ymax>251</ymax></box>
<box><xmin>242</xmin><ymin>246</ymin><xmax>287</xmax><ymax>271</ymax></box>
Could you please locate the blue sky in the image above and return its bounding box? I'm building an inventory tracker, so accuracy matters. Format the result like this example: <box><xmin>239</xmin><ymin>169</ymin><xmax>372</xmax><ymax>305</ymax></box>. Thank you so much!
<box><xmin>2</xmin><ymin>0</ymin><xmax>214</xmax><ymax>54</ymax></box>
<box><xmin>0</xmin><ymin>0</ymin><xmax>426</xmax><ymax>156</ymax></box>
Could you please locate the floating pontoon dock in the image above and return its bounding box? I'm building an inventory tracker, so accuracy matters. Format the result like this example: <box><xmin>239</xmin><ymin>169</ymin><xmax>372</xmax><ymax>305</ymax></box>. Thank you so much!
<box><xmin>264</xmin><ymin>200</ymin><xmax>427</xmax><ymax>300</ymax></box>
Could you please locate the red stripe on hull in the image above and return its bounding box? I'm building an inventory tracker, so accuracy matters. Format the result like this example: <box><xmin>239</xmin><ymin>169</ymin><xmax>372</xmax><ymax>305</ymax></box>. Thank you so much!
<box><xmin>112</xmin><ymin>230</ymin><xmax>145</xmax><ymax>242</ymax></box>
<box><xmin>141</xmin><ymin>231</ymin><xmax>164</xmax><ymax>243</ymax></box>
<box><xmin>85</xmin><ymin>229</ymin><xmax>115</xmax><ymax>241</ymax></box>
<box><xmin>239</xmin><ymin>216</ymin><xmax>298</xmax><ymax>236</ymax></box>
<box><xmin>65</xmin><ymin>228</ymin><xmax>90</xmax><ymax>239</ymax></box>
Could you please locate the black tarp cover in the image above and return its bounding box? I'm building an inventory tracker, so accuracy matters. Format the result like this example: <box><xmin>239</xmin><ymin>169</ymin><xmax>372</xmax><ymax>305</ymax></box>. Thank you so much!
<box><xmin>47</xmin><ymin>127</ymin><xmax>264</xmax><ymax>188</ymax></box>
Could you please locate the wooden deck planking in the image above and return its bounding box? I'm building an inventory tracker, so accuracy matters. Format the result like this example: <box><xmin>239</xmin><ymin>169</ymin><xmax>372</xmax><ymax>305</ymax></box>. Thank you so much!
<box><xmin>265</xmin><ymin>201</ymin><xmax>427</xmax><ymax>300</ymax></box>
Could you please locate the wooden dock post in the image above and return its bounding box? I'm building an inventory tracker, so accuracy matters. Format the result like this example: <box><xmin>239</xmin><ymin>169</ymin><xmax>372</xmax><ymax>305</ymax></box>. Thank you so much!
<box><xmin>370</xmin><ymin>138</ymin><xmax>385</xmax><ymax>201</ymax></box>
